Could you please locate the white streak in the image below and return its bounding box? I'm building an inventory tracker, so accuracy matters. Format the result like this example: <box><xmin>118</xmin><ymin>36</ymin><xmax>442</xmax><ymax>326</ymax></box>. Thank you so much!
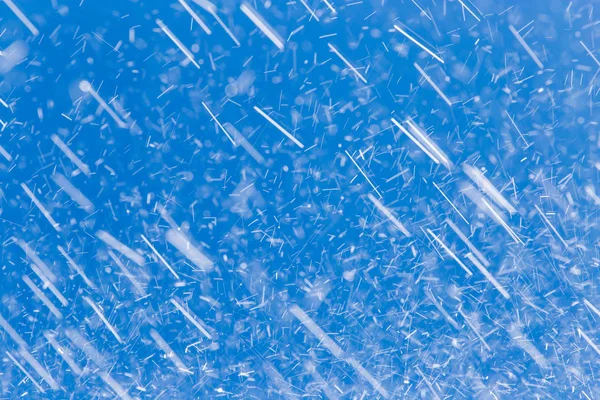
<box><xmin>21</xmin><ymin>183</ymin><xmax>61</xmax><ymax>232</ymax></box>
<box><xmin>83</xmin><ymin>296</ymin><xmax>124</xmax><ymax>344</ymax></box>
<box><xmin>43</xmin><ymin>331</ymin><xmax>83</xmax><ymax>376</ymax></box>
<box><xmin>508</xmin><ymin>324</ymin><xmax>549</xmax><ymax>369</ymax></box>
<box><xmin>240</xmin><ymin>2</ymin><xmax>284</xmax><ymax>51</ymax></box>
<box><xmin>202</xmin><ymin>102</ymin><xmax>236</xmax><ymax>145</ymax></box>
<box><xmin>290</xmin><ymin>305</ymin><xmax>389</xmax><ymax>398</ymax></box>
<box><xmin>57</xmin><ymin>245</ymin><xmax>96</xmax><ymax>289</ymax></box>
<box><xmin>466</xmin><ymin>253</ymin><xmax>510</xmax><ymax>299</ymax></box>
<box><xmin>65</xmin><ymin>328</ymin><xmax>107</xmax><ymax>368</ymax></box>
<box><xmin>345</xmin><ymin>150</ymin><xmax>382</xmax><ymax>197</ymax></box>
<box><xmin>508</xmin><ymin>25</ymin><xmax>544</xmax><ymax>70</ymax></box>
<box><xmin>165</xmin><ymin>228</ymin><xmax>213</xmax><ymax>271</ymax></box>
<box><xmin>141</xmin><ymin>234</ymin><xmax>180</xmax><ymax>279</ymax></box>
<box><xmin>535</xmin><ymin>205</ymin><xmax>569</xmax><ymax>248</ymax></box>
<box><xmin>100</xmin><ymin>372</ymin><xmax>133</xmax><ymax>400</ymax></box>
<box><xmin>445</xmin><ymin>218</ymin><xmax>490</xmax><ymax>267</ymax></box>
<box><xmin>156</xmin><ymin>19</ymin><xmax>200</xmax><ymax>69</ymax></box>
<box><xmin>171</xmin><ymin>298</ymin><xmax>213</xmax><ymax>339</ymax></box>
<box><xmin>13</xmin><ymin>237</ymin><xmax>57</xmax><ymax>283</ymax></box>
<box><xmin>53</xmin><ymin>173</ymin><xmax>95</xmax><ymax>212</ymax></box>
<box><xmin>393</xmin><ymin>25</ymin><xmax>444</xmax><ymax>63</ymax></box>
<box><xmin>463</xmin><ymin>165</ymin><xmax>516</xmax><ymax>214</ymax></box>
<box><xmin>368</xmin><ymin>193</ymin><xmax>411</xmax><ymax>237</ymax></box>
<box><xmin>149</xmin><ymin>329</ymin><xmax>193</xmax><ymax>374</ymax></box>
<box><xmin>433</xmin><ymin>182</ymin><xmax>469</xmax><ymax>225</ymax></box>
<box><xmin>18</xmin><ymin>347</ymin><xmax>59</xmax><ymax>390</ymax></box>
<box><xmin>0</xmin><ymin>313</ymin><xmax>29</xmax><ymax>349</ymax></box>
<box><xmin>405</xmin><ymin>119</ymin><xmax>453</xmax><ymax>170</ymax></box>
<box><xmin>108</xmin><ymin>250</ymin><xmax>146</xmax><ymax>297</ymax></box>
<box><xmin>0</xmin><ymin>144</ymin><xmax>12</xmax><ymax>161</ymax></box>
<box><xmin>414</xmin><ymin>63</ymin><xmax>452</xmax><ymax>106</ymax></box>
<box><xmin>327</xmin><ymin>43</ymin><xmax>367</xmax><ymax>84</ymax></box>
<box><xmin>96</xmin><ymin>230</ymin><xmax>145</xmax><ymax>266</ymax></box>
<box><xmin>254</xmin><ymin>106</ymin><xmax>304</xmax><ymax>148</ymax></box>
<box><xmin>391</xmin><ymin>118</ymin><xmax>441</xmax><ymax>165</ymax></box>
<box><xmin>5</xmin><ymin>351</ymin><xmax>45</xmax><ymax>393</ymax></box>
<box><xmin>22</xmin><ymin>275</ymin><xmax>63</xmax><ymax>319</ymax></box>
<box><xmin>3</xmin><ymin>0</ymin><xmax>39</xmax><ymax>36</ymax></box>
<box><xmin>578</xmin><ymin>328</ymin><xmax>600</xmax><ymax>356</ymax></box>
<box><xmin>50</xmin><ymin>134</ymin><xmax>91</xmax><ymax>177</ymax></box>
<box><xmin>79</xmin><ymin>80</ymin><xmax>128</xmax><ymax>128</ymax></box>
<box><xmin>224</xmin><ymin>122</ymin><xmax>266</xmax><ymax>165</ymax></box>
<box><xmin>178</xmin><ymin>0</ymin><xmax>212</xmax><ymax>34</ymax></box>
<box><xmin>580</xmin><ymin>40</ymin><xmax>600</xmax><ymax>67</ymax></box>
<box><xmin>427</xmin><ymin>229</ymin><xmax>472</xmax><ymax>276</ymax></box>
<box><xmin>289</xmin><ymin>305</ymin><xmax>344</xmax><ymax>358</ymax></box>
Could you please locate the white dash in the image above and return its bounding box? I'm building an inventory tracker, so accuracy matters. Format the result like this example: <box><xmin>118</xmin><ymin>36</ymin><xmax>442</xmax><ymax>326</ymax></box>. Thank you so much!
<box><xmin>18</xmin><ymin>347</ymin><xmax>59</xmax><ymax>390</ymax></box>
<box><xmin>427</xmin><ymin>229</ymin><xmax>472</xmax><ymax>276</ymax></box>
<box><xmin>96</xmin><ymin>230</ymin><xmax>145</xmax><ymax>266</ymax></box>
<box><xmin>21</xmin><ymin>183</ymin><xmax>61</xmax><ymax>232</ymax></box>
<box><xmin>393</xmin><ymin>25</ymin><xmax>444</xmax><ymax>64</ymax></box>
<box><xmin>580</xmin><ymin>40</ymin><xmax>600</xmax><ymax>67</ymax></box>
<box><xmin>13</xmin><ymin>237</ymin><xmax>57</xmax><ymax>283</ymax></box>
<box><xmin>466</xmin><ymin>253</ymin><xmax>510</xmax><ymax>299</ymax></box>
<box><xmin>254</xmin><ymin>106</ymin><xmax>304</xmax><ymax>148</ymax></box>
<box><xmin>202</xmin><ymin>102</ymin><xmax>236</xmax><ymax>145</ymax></box>
<box><xmin>53</xmin><ymin>173</ymin><xmax>95</xmax><ymax>212</ymax></box>
<box><xmin>578</xmin><ymin>328</ymin><xmax>600</xmax><ymax>357</ymax></box>
<box><xmin>463</xmin><ymin>164</ymin><xmax>516</xmax><ymax>214</ymax></box>
<box><xmin>57</xmin><ymin>245</ymin><xmax>96</xmax><ymax>289</ymax></box>
<box><xmin>22</xmin><ymin>275</ymin><xmax>63</xmax><ymax>319</ymax></box>
<box><xmin>165</xmin><ymin>228</ymin><xmax>213</xmax><ymax>271</ymax></box>
<box><xmin>327</xmin><ymin>43</ymin><xmax>367</xmax><ymax>84</ymax></box>
<box><xmin>43</xmin><ymin>331</ymin><xmax>83</xmax><ymax>376</ymax></box>
<box><xmin>508</xmin><ymin>25</ymin><xmax>544</xmax><ymax>70</ymax></box>
<box><xmin>368</xmin><ymin>193</ymin><xmax>411</xmax><ymax>237</ymax></box>
<box><xmin>3</xmin><ymin>0</ymin><xmax>39</xmax><ymax>36</ymax></box>
<box><xmin>0</xmin><ymin>144</ymin><xmax>12</xmax><ymax>161</ymax></box>
<box><xmin>178</xmin><ymin>0</ymin><xmax>212</xmax><ymax>34</ymax></box>
<box><xmin>79</xmin><ymin>80</ymin><xmax>128</xmax><ymax>128</ymax></box>
<box><xmin>534</xmin><ymin>205</ymin><xmax>569</xmax><ymax>248</ymax></box>
<box><xmin>156</xmin><ymin>19</ymin><xmax>200</xmax><ymax>69</ymax></box>
<box><xmin>171</xmin><ymin>298</ymin><xmax>213</xmax><ymax>339</ymax></box>
<box><xmin>240</xmin><ymin>2</ymin><xmax>284</xmax><ymax>51</ymax></box>
<box><xmin>322</xmin><ymin>0</ymin><xmax>336</xmax><ymax>13</ymax></box>
<box><xmin>149</xmin><ymin>329</ymin><xmax>193</xmax><ymax>374</ymax></box>
<box><xmin>414</xmin><ymin>63</ymin><xmax>452</xmax><ymax>106</ymax></box>
<box><xmin>508</xmin><ymin>323</ymin><xmax>549</xmax><ymax>369</ymax></box>
<box><xmin>83</xmin><ymin>296</ymin><xmax>124</xmax><ymax>344</ymax></box>
<box><xmin>345</xmin><ymin>150</ymin><xmax>382</xmax><ymax>198</ymax></box>
<box><xmin>50</xmin><ymin>135</ymin><xmax>91</xmax><ymax>176</ymax></box>
<box><xmin>5</xmin><ymin>351</ymin><xmax>45</xmax><ymax>393</ymax></box>
<box><xmin>141</xmin><ymin>234</ymin><xmax>180</xmax><ymax>280</ymax></box>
